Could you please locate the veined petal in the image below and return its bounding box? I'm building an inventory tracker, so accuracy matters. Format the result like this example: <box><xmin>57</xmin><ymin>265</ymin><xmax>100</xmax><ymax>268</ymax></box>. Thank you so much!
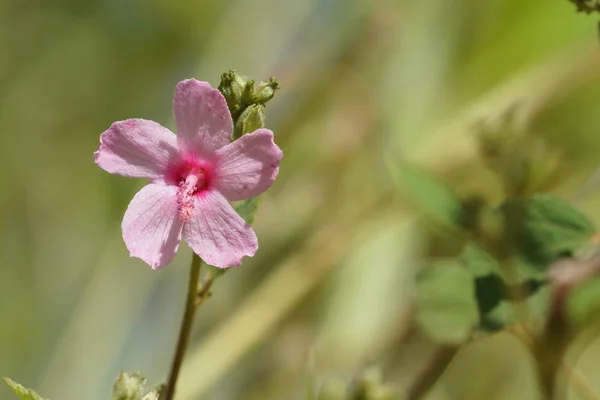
<box><xmin>95</xmin><ymin>119</ymin><xmax>178</xmax><ymax>179</ymax></box>
<box><xmin>173</xmin><ymin>79</ymin><xmax>233</xmax><ymax>156</ymax></box>
<box><xmin>213</xmin><ymin>129</ymin><xmax>283</xmax><ymax>201</ymax></box>
<box><xmin>182</xmin><ymin>190</ymin><xmax>258</xmax><ymax>268</ymax></box>
<box><xmin>122</xmin><ymin>184</ymin><xmax>183</xmax><ymax>269</ymax></box>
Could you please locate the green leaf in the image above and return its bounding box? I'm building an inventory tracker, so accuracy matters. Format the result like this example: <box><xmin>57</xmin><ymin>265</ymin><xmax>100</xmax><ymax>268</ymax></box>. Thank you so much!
<box><xmin>460</xmin><ymin>242</ymin><xmax>548</xmax><ymax>331</ymax></box>
<box><xmin>234</xmin><ymin>197</ymin><xmax>259</xmax><ymax>225</ymax></box>
<box><xmin>461</xmin><ymin>243</ymin><xmax>506</xmax><ymax>316</ymax></box>
<box><xmin>520</xmin><ymin>195</ymin><xmax>595</xmax><ymax>268</ymax></box>
<box><xmin>480</xmin><ymin>287</ymin><xmax>549</xmax><ymax>331</ymax></box>
<box><xmin>416</xmin><ymin>262</ymin><xmax>479</xmax><ymax>344</ymax></box>
<box><xmin>567</xmin><ymin>276</ymin><xmax>600</xmax><ymax>327</ymax></box>
<box><xmin>3</xmin><ymin>378</ymin><xmax>47</xmax><ymax>400</ymax></box>
<box><xmin>388</xmin><ymin>161</ymin><xmax>463</xmax><ymax>227</ymax></box>
<box><xmin>112</xmin><ymin>372</ymin><xmax>146</xmax><ymax>400</ymax></box>
<box><xmin>461</xmin><ymin>242</ymin><xmax>503</xmax><ymax>278</ymax></box>
<box><xmin>462</xmin><ymin>242</ymin><xmax>547</xmax><ymax>282</ymax></box>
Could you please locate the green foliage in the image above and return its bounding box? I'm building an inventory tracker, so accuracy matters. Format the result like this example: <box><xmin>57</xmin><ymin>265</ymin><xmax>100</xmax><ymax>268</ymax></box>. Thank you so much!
<box><xmin>461</xmin><ymin>242</ymin><xmax>503</xmax><ymax>278</ymax></box>
<box><xmin>235</xmin><ymin>197</ymin><xmax>260</xmax><ymax>225</ymax></box>
<box><xmin>569</xmin><ymin>0</ymin><xmax>600</xmax><ymax>13</ymax></box>
<box><xmin>479</xmin><ymin>127</ymin><xmax>564</xmax><ymax>197</ymax></box>
<box><xmin>480</xmin><ymin>287</ymin><xmax>549</xmax><ymax>332</ymax></box>
<box><xmin>519</xmin><ymin>195</ymin><xmax>595</xmax><ymax>267</ymax></box>
<box><xmin>567</xmin><ymin>276</ymin><xmax>600</xmax><ymax>326</ymax></box>
<box><xmin>455</xmin><ymin>195</ymin><xmax>594</xmax><ymax>332</ymax></box>
<box><xmin>3</xmin><ymin>378</ymin><xmax>47</xmax><ymax>400</ymax></box>
<box><xmin>416</xmin><ymin>263</ymin><xmax>479</xmax><ymax>344</ymax></box>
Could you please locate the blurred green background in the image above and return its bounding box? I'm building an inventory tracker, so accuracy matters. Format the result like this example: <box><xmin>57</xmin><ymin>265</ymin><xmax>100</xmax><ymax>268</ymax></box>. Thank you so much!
<box><xmin>3</xmin><ymin>0</ymin><xmax>600</xmax><ymax>399</ymax></box>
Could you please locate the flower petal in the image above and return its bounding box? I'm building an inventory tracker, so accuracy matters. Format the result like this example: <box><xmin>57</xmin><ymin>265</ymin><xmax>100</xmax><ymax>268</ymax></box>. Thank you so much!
<box><xmin>173</xmin><ymin>79</ymin><xmax>233</xmax><ymax>156</ymax></box>
<box><xmin>213</xmin><ymin>129</ymin><xmax>283</xmax><ymax>201</ymax></box>
<box><xmin>182</xmin><ymin>190</ymin><xmax>258</xmax><ymax>268</ymax></box>
<box><xmin>95</xmin><ymin>119</ymin><xmax>178</xmax><ymax>179</ymax></box>
<box><xmin>122</xmin><ymin>184</ymin><xmax>183</xmax><ymax>269</ymax></box>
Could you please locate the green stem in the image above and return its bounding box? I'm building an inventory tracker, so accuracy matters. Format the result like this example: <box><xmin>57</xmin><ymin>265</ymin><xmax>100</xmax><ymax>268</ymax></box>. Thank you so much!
<box><xmin>406</xmin><ymin>345</ymin><xmax>459</xmax><ymax>400</ymax></box>
<box><xmin>162</xmin><ymin>253</ymin><xmax>203</xmax><ymax>400</ymax></box>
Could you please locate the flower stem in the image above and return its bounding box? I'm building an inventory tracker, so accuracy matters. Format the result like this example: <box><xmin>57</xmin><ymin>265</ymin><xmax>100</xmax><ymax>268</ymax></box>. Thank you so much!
<box><xmin>162</xmin><ymin>253</ymin><xmax>203</xmax><ymax>400</ymax></box>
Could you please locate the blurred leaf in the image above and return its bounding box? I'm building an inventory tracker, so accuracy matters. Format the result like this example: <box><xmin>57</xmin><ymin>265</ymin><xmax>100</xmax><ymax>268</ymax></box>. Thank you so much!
<box><xmin>480</xmin><ymin>287</ymin><xmax>549</xmax><ymax>332</ymax></box>
<box><xmin>520</xmin><ymin>195</ymin><xmax>595</xmax><ymax>268</ymax></box>
<box><xmin>472</xmin><ymin>274</ymin><xmax>506</xmax><ymax>317</ymax></box>
<box><xmin>461</xmin><ymin>244</ymin><xmax>505</xmax><ymax>318</ymax></box>
<box><xmin>111</xmin><ymin>372</ymin><xmax>145</xmax><ymax>400</ymax></box>
<box><xmin>234</xmin><ymin>197</ymin><xmax>259</xmax><ymax>225</ymax></box>
<box><xmin>461</xmin><ymin>242</ymin><xmax>548</xmax><ymax>330</ymax></box>
<box><xmin>390</xmin><ymin>162</ymin><xmax>463</xmax><ymax>227</ymax></box>
<box><xmin>461</xmin><ymin>242</ymin><xmax>503</xmax><ymax>278</ymax></box>
<box><xmin>567</xmin><ymin>276</ymin><xmax>600</xmax><ymax>327</ymax></box>
<box><xmin>3</xmin><ymin>378</ymin><xmax>46</xmax><ymax>400</ymax></box>
<box><xmin>416</xmin><ymin>263</ymin><xmax>478</xmax><ymax>344</ymax></box>
<box><xmin>568</xmin><ymin>0</ymin><xmax>600</xmax><ymax>13</ymax></box>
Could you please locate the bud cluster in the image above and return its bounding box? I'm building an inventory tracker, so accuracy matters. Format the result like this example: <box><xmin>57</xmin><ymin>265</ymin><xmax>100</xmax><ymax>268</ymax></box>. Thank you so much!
<box><xmin>218</xmin><ymin>70</ymin><xmax>279</xmax><ymax>140</ymax></box>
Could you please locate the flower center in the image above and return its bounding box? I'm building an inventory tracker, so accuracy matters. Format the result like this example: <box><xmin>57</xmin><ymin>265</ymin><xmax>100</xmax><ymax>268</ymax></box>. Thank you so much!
<box><xmin>177</xmin><ymin>167</ymin><xmax>208</xmax><ymax>221</ymax></box>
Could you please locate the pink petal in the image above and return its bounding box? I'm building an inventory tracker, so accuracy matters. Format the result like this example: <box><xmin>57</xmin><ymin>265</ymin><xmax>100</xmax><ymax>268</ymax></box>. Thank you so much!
<box><xmin>213</xmin><ymin>129</ymin><xmax>283</xmax><ymax>201</ymax></box>
<box><xmin>182</xmin><ymin>190</ymin><xmax>258</xmax><ymax>268</ymax></box>
<box><xmin>122</xmin><ymin>184</ymin><xmax>183</xmax><ymax>269</ymax></box>
<box><xmin>95</xmin><ymin>119</ymin><xmax>178</xmax><ymax>180</ymax></box>
<box><xmin>173</xmin><ymin>79</ymin><xmax>233</xmax><ymax>156</ymax></box>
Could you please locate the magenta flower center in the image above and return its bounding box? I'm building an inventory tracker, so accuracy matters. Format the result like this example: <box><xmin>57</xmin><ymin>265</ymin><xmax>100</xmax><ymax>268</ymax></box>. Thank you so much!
<box><xmin>168</xmin><ymin>160</ymin><xmax>213</xmax><ymax>221</ymax></box>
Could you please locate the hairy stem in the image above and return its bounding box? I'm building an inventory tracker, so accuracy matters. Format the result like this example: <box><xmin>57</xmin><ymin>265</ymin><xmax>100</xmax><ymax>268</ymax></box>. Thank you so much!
<box><xmin>162</xmin><ymin>253</ymin><xmax>203</xmax><ymax>400</ymax></box>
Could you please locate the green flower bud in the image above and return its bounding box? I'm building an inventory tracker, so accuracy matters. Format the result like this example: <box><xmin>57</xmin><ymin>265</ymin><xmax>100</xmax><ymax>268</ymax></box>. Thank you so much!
<box><xmin>218</xmin><ymin>70</ymin><xmax>248</xmax><ymax>116</ymax></box>
<box><xmin>251</xmin><ymin>77</ymin><xmax>279</xmax><ymax>105</ymax></box>
<box><xmin>233</xmin><ymin>104</ymin><xmax>266</xmax><ymax>140</ymax></box>
<box><xmin>112</xmin><ymin>371</ymin><xmax>146</xmax><ymax>400</ymax></box>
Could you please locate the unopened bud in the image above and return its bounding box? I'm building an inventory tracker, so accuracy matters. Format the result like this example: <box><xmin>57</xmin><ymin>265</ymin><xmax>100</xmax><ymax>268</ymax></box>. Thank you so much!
<box><xmin>233</xmin><ymin>104</ymin><xmax>266</xmax><ymax>140</ymax></box>
<box><xmin>251</xmin><ymin>77</ymin><xmax>279</xmax><ymax>105</ymax></box>
<box><xmin>218</xmin><ymin>70</ymin><xmax>248</xmax><ymax>116</ymax></box>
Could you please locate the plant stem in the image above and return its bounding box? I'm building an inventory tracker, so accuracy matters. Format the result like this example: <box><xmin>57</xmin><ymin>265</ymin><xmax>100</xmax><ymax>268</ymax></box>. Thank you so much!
<box><xmin>406</xmin><ymin>345</ymin><xmax>459</xmax><ymax>400</ymax></box>
<box><xmin>195</xmin><ymin>268</ymin><xmax>216</xmax><ymax>307</ymax></box>
<box><xmin>162</xmin><ymin>253</ymin><xmax>203</xmax><ymax>400</ymax></box>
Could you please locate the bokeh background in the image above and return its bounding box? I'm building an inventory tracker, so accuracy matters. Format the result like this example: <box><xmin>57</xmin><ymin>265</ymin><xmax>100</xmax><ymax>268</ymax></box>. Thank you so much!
<box><xmin>3</xmin><ymin>0</ymin><xmax>600</xmax><ymax>399</ymax></box>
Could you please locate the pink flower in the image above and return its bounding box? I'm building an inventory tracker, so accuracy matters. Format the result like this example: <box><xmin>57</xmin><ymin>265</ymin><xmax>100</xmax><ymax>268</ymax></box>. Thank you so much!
<box><xmin>94</xmin><ymin>79</ymin><xmax>283</xmax><ymax>269</ymax></box>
